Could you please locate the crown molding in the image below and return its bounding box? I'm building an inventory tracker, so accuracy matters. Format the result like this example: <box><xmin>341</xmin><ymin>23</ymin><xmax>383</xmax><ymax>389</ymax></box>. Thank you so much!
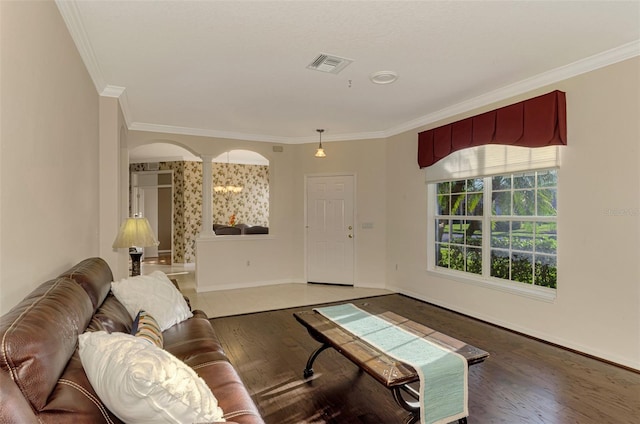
<box><xmin>384</xmin><ymin>40</ymin><xmax>640</xmax><ymax>138</ymax></box>
<box><xmin>100</xmin><ymin>85</ymin><xmax>125</xmax><ymax>98</ymax></box>
<box><xmin>103</xmin><ymin>86</ymin><xmax>132</xmax><ymax>128</ymax></box>
<box><xmin>55</xmin><ymin>0</ymin><xmax>106</xmax><ymax>93</ymax></box>
<box><xmin>129</xmin><ymin>122</ymin><xmax>386</xmax><ymax>144</ymax></box>
<box><xmin>129</xmin><ymin>122</ymin><xmax>290</xmax><ymax>143</ymax></box>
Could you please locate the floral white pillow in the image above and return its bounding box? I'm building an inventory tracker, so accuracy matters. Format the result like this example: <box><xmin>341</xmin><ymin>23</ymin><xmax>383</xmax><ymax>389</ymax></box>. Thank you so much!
<box><xmin>79</xmin><ymin>331</ymin><xmax>224</xmax><ymax>424</ymax></box>
<box><xmin>111</xmin><ymin>271</ymin><xmax>192</xmax><ymax>331</ymax></box>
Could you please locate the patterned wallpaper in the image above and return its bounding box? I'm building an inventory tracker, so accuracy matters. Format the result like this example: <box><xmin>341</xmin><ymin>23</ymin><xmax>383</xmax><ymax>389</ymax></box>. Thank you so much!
<box><xmin>213</xmin><ymin>163</ymin><xmax>270</xmax><ymax>227</ymax></box>
<box><xmin>130</xmin><ymin>162</ymin><xmax>269</xmax><ymax>263</ymax></box>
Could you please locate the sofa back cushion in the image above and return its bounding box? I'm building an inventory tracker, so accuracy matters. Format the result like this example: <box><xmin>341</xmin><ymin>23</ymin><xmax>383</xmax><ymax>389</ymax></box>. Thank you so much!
<box><xmin>0</xmin><ymin>278</ymin><xmax>93</xmax><ymax>411</ymax></box>
<box><xmin>87</xmin><ymin>293</ymin><xmax>133</xmax><ymax>334</ymax></box>
<box><xmin>58</xmin><ymin>257</ymin><xmax>113</xmax><ymax>311</ymax></box>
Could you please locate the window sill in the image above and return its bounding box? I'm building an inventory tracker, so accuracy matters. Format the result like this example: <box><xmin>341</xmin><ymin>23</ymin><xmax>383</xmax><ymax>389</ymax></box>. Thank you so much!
<box><xmin>426</xmin><ymin>268</ymin><xmax>557</xmax><ymax>303</ymax></box>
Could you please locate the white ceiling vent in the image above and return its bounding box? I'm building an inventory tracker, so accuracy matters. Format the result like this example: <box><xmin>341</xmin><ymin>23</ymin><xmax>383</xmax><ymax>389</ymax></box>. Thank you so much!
<box><xmin>307</xmin><ymin>53</ymin><xmax>353</xmax><ymax>74</ymax></box>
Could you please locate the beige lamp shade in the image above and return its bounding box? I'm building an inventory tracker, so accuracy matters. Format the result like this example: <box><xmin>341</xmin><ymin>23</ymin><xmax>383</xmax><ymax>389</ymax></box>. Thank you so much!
<box><xmin>112</xmin><ymin>217</ymin><xmax>159</xmax><ymax>248</ymax></box>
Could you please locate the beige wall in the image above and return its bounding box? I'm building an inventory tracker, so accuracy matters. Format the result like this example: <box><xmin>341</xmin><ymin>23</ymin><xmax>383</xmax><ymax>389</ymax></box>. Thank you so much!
<box><xmin>291</xmin><ymin>138</ymin><xmax>388</xmax><ymax>288</ymax></box>
<box><xmin>0</xmin><ymin>0</ymin><xmax>100</xmax><ymax>313</ymax></box>
<box><xmin>386</xmin><ymin>57</ymin><xmax>640</xmax><ymax>369</ymax></box>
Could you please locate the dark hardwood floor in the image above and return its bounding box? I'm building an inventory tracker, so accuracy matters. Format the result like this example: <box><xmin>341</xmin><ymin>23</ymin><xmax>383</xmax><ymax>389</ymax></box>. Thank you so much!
<box><xmin>209</xmin><ymin>294</ymin><xmax>640</xmax><ymax>424</ymax></box>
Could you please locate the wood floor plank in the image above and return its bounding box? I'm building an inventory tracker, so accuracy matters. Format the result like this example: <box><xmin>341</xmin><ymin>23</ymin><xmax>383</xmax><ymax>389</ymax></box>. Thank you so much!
<box><xmin>210</xmin><ymin>294</ymin><xmax>640</xmax><ymax>424</ymax></box>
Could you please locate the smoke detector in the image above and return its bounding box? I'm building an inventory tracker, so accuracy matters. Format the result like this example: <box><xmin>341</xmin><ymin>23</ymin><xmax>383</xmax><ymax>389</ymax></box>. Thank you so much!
<box><xmin>307</xmin><ymin>53</ymin><xmax>353</xmax><ymax>74</ymax></box>
<box><xmin>370</xmin><ymin>70</ymin><xmax>398</xmax><ymax>85</ymax></box>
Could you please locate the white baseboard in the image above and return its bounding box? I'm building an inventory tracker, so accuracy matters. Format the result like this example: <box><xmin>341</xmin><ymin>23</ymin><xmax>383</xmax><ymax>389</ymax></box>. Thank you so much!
<box><xmin>196</xmin><ymin>278</ymin><xmax>305</xmax><ymax>293</ymax></box>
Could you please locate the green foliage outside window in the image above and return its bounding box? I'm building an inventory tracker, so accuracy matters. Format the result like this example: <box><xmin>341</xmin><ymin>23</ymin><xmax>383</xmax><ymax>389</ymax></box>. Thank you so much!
<box><xmin>434</xmin><ymin>170</ymin><xmax>558</xmax><ymax>289</ymax></box>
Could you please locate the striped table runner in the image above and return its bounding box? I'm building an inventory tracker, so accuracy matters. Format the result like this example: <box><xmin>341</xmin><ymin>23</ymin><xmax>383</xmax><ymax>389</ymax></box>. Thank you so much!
<box><xmin>315</xmin><ymin>303</ymin><xmax>468</xmax><ymax>424</ymax></box>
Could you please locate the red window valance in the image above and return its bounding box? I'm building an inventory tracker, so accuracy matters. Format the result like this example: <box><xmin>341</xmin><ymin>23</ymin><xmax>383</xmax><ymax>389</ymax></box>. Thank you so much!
<box><xmin>418</xmin><ymin>90</ymin><xmax>567</xmax><ymax>168</ymax></box>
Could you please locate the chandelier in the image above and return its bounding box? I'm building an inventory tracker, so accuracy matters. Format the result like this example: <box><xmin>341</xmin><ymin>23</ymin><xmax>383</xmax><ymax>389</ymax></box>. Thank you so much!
<box><xmin>214</xmin><ymin>152</ymin><xmax>243</xmax><ymax>196</ymax></box>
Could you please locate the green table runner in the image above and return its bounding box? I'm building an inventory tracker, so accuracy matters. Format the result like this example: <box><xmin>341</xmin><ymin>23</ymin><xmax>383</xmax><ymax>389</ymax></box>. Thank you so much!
<box><xmin>315</xmin><ymin>303</ymin><xmax>468</xmax><ymax>424</ymax></box>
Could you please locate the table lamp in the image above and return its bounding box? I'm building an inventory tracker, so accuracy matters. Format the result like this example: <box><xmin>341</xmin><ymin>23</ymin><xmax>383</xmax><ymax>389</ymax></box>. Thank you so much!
<box><xmin>112</xmin><ymin>216</ymin><xmax>159</xmax><ymax>276</ymax></box>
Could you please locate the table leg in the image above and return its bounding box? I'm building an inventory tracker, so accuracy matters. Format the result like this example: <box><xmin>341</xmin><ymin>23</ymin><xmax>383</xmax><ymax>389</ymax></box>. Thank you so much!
<box><xmin>303</xmin><ymin>343</ymin><xmax>331</xmax><ymax>378</ymax></box>
<box><xmin>392</xmin><ymin>385</ymin><xmax>420</xmax><ymax>412</ymax></box>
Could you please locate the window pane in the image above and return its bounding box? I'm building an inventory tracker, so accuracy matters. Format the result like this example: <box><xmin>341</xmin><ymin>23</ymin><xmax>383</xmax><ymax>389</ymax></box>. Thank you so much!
<box><xmin>157</xmin><ymin>173</ymin><xmax>172</xmax><ymax>185</ymax></box>
<box><xmin>451</xmin><ymin>193</ymin><xmax>465</xmax><ymax>215</ymax></box>
<box><xmin>466</xmin><ymin>247</ymin><xmax>482</xmax><ymax>275</ymax></box>
<box><xmin>537</xmin><ymin>189</ymin><xmax>557</xmax><ymax>216</ymax></box>
<box><xmin>491</xmin><ymin>221</ymin><xmax>510</xmax><ymax>248</ymax></box>
<box><xmin>535</xmin><ymin>222</ymin><xmax>557</xmax><ymax>254</ymax></box>
<box><xmin>511</xmin><ymin>253</ymin><xmax>533</xmax><ymax>284</ymax></box>
<box><xmin>436</xmin><ymin>243</ymin><xmax>449</xmax><ymax>268</ymax></box>
<box><xmin>450</xmin><ymin>221</ymin><xmax>465</xmax><ymax>245</ymax></box>
<box><xmin>492</xmin><ymin>192</ymin><xmax>511</xmax><ymax>215</ymax></box>
<box><xmin>492</xmin><ymin>175</ymin><xmax>511</xmax><ymax>190</ymax></box>
<box><xmin>450</xmin><ymin>246</ymin><xmax>464</xmax><ymax>271</ymax></box>
<box><xmin>466</xmin><ymin>178</ymin><xmax>484</xmax><ymax>192</ymax></box>
<box><xmin>466</xmin><ymin>193</ymin><xmax>483</xmax><ymax>216</ymax></box>
<box><xmin>437</xmin><ymin>181</ymin><xmax>450</xmax><ymax>195</ymax></box>
<box><xmin>465</xmin><ymin>220</ymin><xmax>482</xmax><ymax>246</ymax></box>
<box><xmin>513</xmin><ymin>190</ymin><xmax>535</xmax><ymax>215</ymax></box>
<box><xmin>514</xmin><ymin>173</ymin><xmax>535</xmax><ymax>189</ymax></box>
<box><xmin>437</xmin><ymin>195</ymin><xmax>450</xmax><ymax>215</ymax></box>
<box><xmin>451</xmin><ymin>180</ymin><xmax>466</xmax><ymax>193</ymax></box>
<box><xmin>537</xmin><ymin>169</ymin><xmax>557</xmax><ymax>187</ymax></box>
<box><xmin>436</xmin><ymin>219</ymin><xmax>450</xmax><ymax>243</ymax></box>
<box><xmin>512</xmin><ymin>221</ymin><xmax>534</xmax><ymax>252</ymax></box>
<box><xmin>535</xmin><ymin>255</ymin><xmax>557</xmax><ymax>288</ymax></box>
<box><xmin>490</xmin><ymin>250</ymin><xmax>510</xmax><ymax>279</ymax></box>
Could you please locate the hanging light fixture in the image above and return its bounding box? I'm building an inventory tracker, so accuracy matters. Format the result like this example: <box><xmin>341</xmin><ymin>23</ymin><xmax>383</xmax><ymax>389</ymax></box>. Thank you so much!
<box><xmin>214</xmin><ymin>152</ymin><xmax>243</xmax><ymax>198</ymax></box>
<box><xmin>314</xmin><ymin>129</ymin><xmax>326</xmax><ymax>158</ymax></box>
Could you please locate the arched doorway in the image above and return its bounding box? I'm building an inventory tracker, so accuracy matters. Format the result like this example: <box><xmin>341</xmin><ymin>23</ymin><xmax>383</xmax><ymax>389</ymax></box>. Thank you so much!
<box><xmin>129</xmin><ymin>142</ymin><xmax>200</xmax><ymax>264</ymax></box>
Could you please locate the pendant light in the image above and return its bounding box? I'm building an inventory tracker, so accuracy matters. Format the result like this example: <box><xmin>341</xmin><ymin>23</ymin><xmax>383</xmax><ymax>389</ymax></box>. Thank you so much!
<box><xmin>314</xmin><ymin>129</ymin><xmax>326</xmax><ymax>158</ymax></box>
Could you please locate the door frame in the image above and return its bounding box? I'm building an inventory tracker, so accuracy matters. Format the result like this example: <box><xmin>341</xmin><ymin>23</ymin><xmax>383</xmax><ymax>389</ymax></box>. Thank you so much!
<box><xmin>304</xmin><ymin>172</ymin><xmax>357</xmax><ymax>286</ymax></box>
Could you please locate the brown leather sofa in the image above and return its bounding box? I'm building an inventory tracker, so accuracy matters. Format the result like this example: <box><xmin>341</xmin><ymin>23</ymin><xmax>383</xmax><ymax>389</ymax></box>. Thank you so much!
<box><xmin>0</xmin><ymin>257</ymin><xmax>264</xmax><ymax>424</ymax></box>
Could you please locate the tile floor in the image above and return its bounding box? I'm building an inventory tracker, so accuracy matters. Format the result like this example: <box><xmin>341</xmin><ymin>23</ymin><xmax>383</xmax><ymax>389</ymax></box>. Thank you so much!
<box><xmin>141</xmin><ymin>262</ymin><xmax>391</xmax><ymax>318</ymax></box>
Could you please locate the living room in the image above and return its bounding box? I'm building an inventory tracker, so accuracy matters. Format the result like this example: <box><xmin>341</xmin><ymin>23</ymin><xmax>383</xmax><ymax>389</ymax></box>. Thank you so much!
<box><xmin>1</xmin><ymin>1</ymin><xmax>639</xmax><ymax>423</ymax></box>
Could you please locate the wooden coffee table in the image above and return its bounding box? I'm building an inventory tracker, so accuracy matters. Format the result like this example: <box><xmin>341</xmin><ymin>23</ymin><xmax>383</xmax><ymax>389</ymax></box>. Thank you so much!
<box><xmin>294</xmin><ymin>305</ymin><xmax>489</xmax><ymax>424</ymax></box>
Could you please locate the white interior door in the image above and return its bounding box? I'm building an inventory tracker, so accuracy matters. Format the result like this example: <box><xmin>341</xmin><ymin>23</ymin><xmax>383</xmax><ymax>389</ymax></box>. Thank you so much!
<box><xmin>306</xmin><ymin>175</ymin><xmax>355</xmax><ymax>285</ymax></box>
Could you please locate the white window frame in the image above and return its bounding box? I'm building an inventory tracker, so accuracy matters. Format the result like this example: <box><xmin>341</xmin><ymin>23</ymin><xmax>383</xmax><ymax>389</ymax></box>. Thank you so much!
<box><xmin>425</xmin><ymin>145</ymin><xmax>561</xmax><ymax>302</ymax></box>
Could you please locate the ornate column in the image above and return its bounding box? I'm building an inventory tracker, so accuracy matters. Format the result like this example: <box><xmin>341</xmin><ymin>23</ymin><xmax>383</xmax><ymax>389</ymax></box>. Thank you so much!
<box><xmin>199</xmin><ymin>154</ymin><xmax>215</xmax><ymax>238</ymax></box>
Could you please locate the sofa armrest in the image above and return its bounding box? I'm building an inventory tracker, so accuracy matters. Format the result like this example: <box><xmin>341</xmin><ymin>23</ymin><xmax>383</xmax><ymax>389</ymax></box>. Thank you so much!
<box><xmin>170</xmin><ymin>278</ymin><xmax>192</xmax><ymax>310</ymax></box>
<box><xmin>0</xmin><ymin>371</ymin><xmax>39</xmax><ymax>424</ymax></box>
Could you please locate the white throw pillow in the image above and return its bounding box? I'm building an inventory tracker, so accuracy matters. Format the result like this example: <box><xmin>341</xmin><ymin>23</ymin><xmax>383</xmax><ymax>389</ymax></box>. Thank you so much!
<box><xmin>111</xmin><ymin>271</ymin><xmax>192</xmax><ymax>331</ymax></box>
<box><xmin>79</xmin><ymin>331</ymin><xmax>225</xmax><ymax>424</ymax></box>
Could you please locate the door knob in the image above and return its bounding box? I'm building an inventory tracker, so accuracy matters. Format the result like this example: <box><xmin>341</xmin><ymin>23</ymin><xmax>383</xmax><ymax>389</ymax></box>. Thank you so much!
<box><xmin>348</xmin><ymin>234</ymin><xmax>353</xmax><ymax>238</ymax></box>
<box><xmin>348</xmin><ymin>225</ymin><xmax>353</xmax><ymax>230</ymax></box>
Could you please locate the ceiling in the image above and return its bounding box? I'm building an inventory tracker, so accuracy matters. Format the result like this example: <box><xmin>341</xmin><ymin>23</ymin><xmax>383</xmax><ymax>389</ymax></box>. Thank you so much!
<box><xmin>57</xmin><ymin>1</ymin><xmax>640</xmax><ymax>145</ymax></box>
